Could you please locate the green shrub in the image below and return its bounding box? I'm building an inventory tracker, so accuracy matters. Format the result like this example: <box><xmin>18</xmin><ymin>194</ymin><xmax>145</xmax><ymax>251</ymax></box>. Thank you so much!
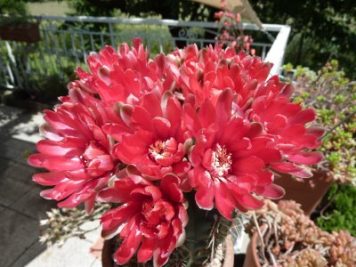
<box><xmin>317</xmin><ymin>184</ymin><xmax>356</xmax><ymax>236</ymax></box>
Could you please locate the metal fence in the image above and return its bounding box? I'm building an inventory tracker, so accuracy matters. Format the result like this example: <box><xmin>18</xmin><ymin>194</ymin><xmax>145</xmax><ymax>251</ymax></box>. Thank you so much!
<box><xmin>0</xmin><ymin>16</ymin><xmax>290</xmax><ymax>93</ymax></box>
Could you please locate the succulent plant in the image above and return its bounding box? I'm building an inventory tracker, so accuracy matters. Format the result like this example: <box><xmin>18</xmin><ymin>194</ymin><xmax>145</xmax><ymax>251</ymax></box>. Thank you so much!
<box><xmin>246</xmin><ymin>200</ymin><xmax>356</xmax><ymax>266</ymax></box>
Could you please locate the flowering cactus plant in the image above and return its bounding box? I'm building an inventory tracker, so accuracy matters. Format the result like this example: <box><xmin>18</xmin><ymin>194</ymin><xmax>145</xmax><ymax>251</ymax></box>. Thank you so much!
<box><xmin>28</xmin><ymin>40</ymin><xmax>322</xmax><ymax>266</ymax></box>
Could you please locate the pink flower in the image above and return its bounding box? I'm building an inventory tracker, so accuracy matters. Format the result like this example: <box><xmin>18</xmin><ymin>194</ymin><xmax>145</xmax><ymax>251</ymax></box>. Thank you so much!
<box><xmin>28</xmin><ymin>89</ymin><xmax>115</xmax><ymax>212</ymax></box>
<box><xmin>249</xmin><ymin>78</ymin><xmax>323</xmax><ymax>177</ymax></box>
<box><xmin>174</xmin><ymin>46</ymin><xmax>322</xmax><ymax>219</ymax></box>
<box><xmin>169</xmin><ymin>45</ymin><xmax>270</xmax><ymax>108</ymax></box>
<box><xmin>185</xmin><ymin>89</ymin><xmax>285</xmax><ymax>219</ymax></box>
<box><xmin>174</xmin><ymin>45</ymin><xmax>322</xmax><ymax>173</ymax></box>
<box><xmin>27</xmin><ymin>40</ymin><xmax>323</xmax><ymax>267</ymax></box>
<box><xmin>100</xmin><ymin>175</ymin><xmax>188</xmax><ymax>266</ymax></box>
<box><xmin>111</xmin><ymin>93</ymin><xmax>191</xmax><ymax>180</ymax></box>
<box><xmin>74</xmin><ymin>38</ymin><xmax>178</xmax><ymax>105</ymax></box>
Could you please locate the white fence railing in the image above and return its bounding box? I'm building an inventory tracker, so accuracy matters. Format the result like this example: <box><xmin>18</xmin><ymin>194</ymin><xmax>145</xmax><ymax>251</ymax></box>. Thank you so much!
<box><xmin>0</xmin><ymin>16</ymin><xmax>290</xmax><ymax>92</ymax></box>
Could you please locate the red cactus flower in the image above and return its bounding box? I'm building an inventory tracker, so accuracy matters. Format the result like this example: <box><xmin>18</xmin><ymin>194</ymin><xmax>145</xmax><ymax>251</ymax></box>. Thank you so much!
<box><xmin>185</xmin><ymin>89</ymin><xmax>285</xmax><ymax>219</ymax></box>
<box><xmin>100</xmin><ymin>175</ymin><xmax>188</xmax><ymax>266</ymax></box>
<box><xmin>173</xmin><ymin>45</ymin><xmax>322</xmax><ymax>175</ymax></box>
<box><xmin>28</xmin><ymin>89</ymin><xmax>115</xmax><ymax>212</ymax></box>
<box><xmin>175</xmin><ymin>45</ymin><xmax>322</xmax><ymax>219</ymax></box>
<box><xmin>248</xmin><ymin>76</ymin><xmax>323</xmax><ymax>177</ymax></box>
<box><xmin>74</xmin><ymin>38</ymin><xmax>178</xmax><ymax>105</ymax></box>
<box><xmin>169</xmin><ymin>45</ymin><xmax>270</xmax><ymax>108</ymax></box>
<box><xmin>111</xmin><ymin>93</ymin><xmax>191</xmax><ymax>180</ymax></box>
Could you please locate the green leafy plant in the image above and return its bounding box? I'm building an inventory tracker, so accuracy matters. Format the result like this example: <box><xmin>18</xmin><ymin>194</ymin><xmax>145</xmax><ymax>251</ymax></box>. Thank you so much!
<box><xmin>317</xmin><ymin>184</ymin><xmax>356</xmax><ymax>236</ymax></box>
<box><xmin>0</xmin><ymin>0</ymin><xmax>27</xmax><ymax>16</ymax></box>
<box><xmin>0</xmin><ymin>0</ymin><xmax>29</xmax><ymax>27</ymax></box>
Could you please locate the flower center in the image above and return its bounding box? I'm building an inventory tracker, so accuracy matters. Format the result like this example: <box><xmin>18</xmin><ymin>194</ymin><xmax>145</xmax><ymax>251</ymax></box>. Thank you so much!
<box><xmin>140</xmin><ymin>200</ymin><xmax>174</xmax><ymax>239</ymax></box>
<box><xmin>211</xmin><ymin>144</ymin><xmax>232</xmax><ymax>177</ymax></box>
<box><xmin>148</xmin><ymin>138</ymin><xmax>177</xmax><ymax>165</ymax></box>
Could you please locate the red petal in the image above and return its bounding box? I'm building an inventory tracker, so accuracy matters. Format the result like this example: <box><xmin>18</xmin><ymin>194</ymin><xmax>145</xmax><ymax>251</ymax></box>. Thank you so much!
<box><xmin>238</xmin><ymin>194</ymin><xmax>263</xmax><ymax>210</ymax></box>
<box><xmin>232</xmin><ymin>156</ymin><xmax>265</xmax><ymax>174</ymax></box>
<box><xmin>101</xmin><ymin>204</ymin><xmax>139</xmax><ymax>239</ymax></box>
<box><xmin>271</xmin><ymin>162</ymin><xmax>312</xmax><ymax>178</ymax></box>
<box><xmin>86</xmin><ymin>155</ymin><xmax>114</xmax><ymax>176</ymax></box>
<box><xmin>195</xmin><ymin>173</ymin><xmax>214</xmax><ymax>210</ymax></box>
<box><xmin>258</xmin><ymin>183</ymin><xmax>285</xmax><ymax>199</ymax></box>
<box><xmin>99</xmin><ymin>178</ymin><xmax>136</xmax><ymax>203</ymax></box>
<box><xmin>216</xmin><ymin>89</ymin><xmax>233</xmax><ymax>125</ymax></box>
<box><xmin>36</xmin><ymin>140</ymin><xmax>82</xmax><ymax>157</ymax></box>
<box><xmin>82</xmin><ymin>143</ymin><xmax>106</xmax><ymax>160</ymax></box>
<box><xmin>142</xmin><ymin>94</ymin><xmax>162</xmax><ymax>117</ymax></box>
<box><xmin>199</xmin><ymin>100</ymin><xmax>215</xmax><ymax>128</ymax></box>
<box><xmin>291</xmin><ymin>109</ymin><xmax>316</xmax><ymax>124</ymax></box>
<box><xmin>287</xmin><ymin>152</ymin><xmax>323</xmax><ymax>165</ymax></box>
<box><xmin>33</xmin><ymin>172</ymin><xmax>67</xmax><ymax>186</ymax></box>
<box><xmin>160</xmin><ymin>175</ymin><xmax>183</xmax><ymax>203</ymax></box>
<box><xmin>40</xmin><ymin>180</ymin><xmax>85</xmax><ymax>201</ymax></box>
<box><xmin>215</xmin><ymin>182</ymin><xmax>235</xmax><ymax>220</ymax></box>
<box><xmin>57</xmin><ymin>185</ymin><xmax>94</xmax><ymax>208</ymax></box>
<box><xmin>137</xmin><ymin>239</ymin><xmax>154</xmax><ymax>263</ymax></box>
<box><xmin>114</xmin><ymin>228</ymin><xmax>142</xmax><ymax>265</ymax></box>
<box><xmin>166</xmin><ymin>97</ymin><xmax>182</xmax><ymax>131</ymax></box>
<box><xmin>267</xmin><ymin>114</ymin><xmax>287</xmax><ymax>133</ymax></box>
<box><xmin>153</xmin><ymin>117</ymin><xmax>171</xmax><ymax>137</ymax></box>
<box><xmin>28</xmin><ymin>154</ymin><xmax>83</xmax><ymax>171</ymax></box>
<box><xmin>132</xmin><ymin>106</ymin><xmax>153</xmax><ymax>131</ymax></box>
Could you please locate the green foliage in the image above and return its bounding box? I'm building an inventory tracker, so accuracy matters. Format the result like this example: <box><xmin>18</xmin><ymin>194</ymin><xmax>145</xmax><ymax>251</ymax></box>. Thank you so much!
<box><xmin>27</xmin><ymin>62</ymin><xmax>76</xmax><ymax>102</ymax></box>
<box><xmin>66</xmin><ymin>0</ymin><xmax>115</xmax><ymax>17</ymax></box>
<box><xmin>317</xmin><ymin>184</ymin><xmax>356</xmax><ymax>236</ymax></box>
<box><xmin>5</xmin><ymin>42</ymin><xmax>78</xmax><ymax>103</ymax></box>
<box><xmin>0</xmin><ymin>0</ymin><xmax>27</xmax><ymax>16</ymax></box>
<box><xmin>66</xmin><ymin>0</ymin><xmax>214</xmax><ymax>21</ymax></box>
<box><xmin>251</xmin><ymin>1</ymin><xmax>356</xmax><ymax>79</ymax></box>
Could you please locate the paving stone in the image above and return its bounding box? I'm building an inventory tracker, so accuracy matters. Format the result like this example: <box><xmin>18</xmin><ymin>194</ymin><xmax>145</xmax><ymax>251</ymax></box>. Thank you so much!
<box><xmin>0</xmin><ymin>209</ymin><xmax>39</xmax><ymax>267</ymax></box>
<box><xmin>11</xmin><ymin>187</ymin><xmax>56</xmax><ymax>220</ymax></box>
<box><xmin>0</xmin><ymin>158</ymin><xmax>36</xmax><ymax>186</ymax></box>
<box><xmin>0</xmin><ymin>105</ymin><xmax>22</xmax><ymax>128</ymax></box>
<box><xmin>26</xmin><ymin>225</ymin><xmax>102</xmax><ymax>267</ymax></box>
<box><xmin>0</xmin><ymin>138</ymin><xmax>36</xmax><ymax>165</ymax></box>
<box><xmin>0</xmin><ymin>175</ymin><xmax>33</xmax><ymax>207</ymax></box>
<box><xmin>9</xmin><ymin>241</ymin><xmax>46</xmax><ymax>267</ymax></box>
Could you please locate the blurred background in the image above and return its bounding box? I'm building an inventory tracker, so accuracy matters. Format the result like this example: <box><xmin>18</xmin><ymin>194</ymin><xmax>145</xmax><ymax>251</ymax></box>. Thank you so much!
<box><xmin>0</xmin><ymin>0</ymin><xmax>355</xmax><ymax>104</ymax></box>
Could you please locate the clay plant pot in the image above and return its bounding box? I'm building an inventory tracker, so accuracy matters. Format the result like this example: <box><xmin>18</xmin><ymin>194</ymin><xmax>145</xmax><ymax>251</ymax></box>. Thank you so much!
<box><xmin>0</xmin><ymin>22</ymin><xmax>40</xmax><ymax>43</ymax></box>
<box><xmin>102</xmin><ymin>234</ymin><xmax>235</xmax><ymax>267</ymax></box>
<box><xmin>242</xmin><ymin>225</ymin><xmax>267</xmax><ymax>267</ymax></box>
<box><xmin>274</xmin><ymin>171</ymin><xmax>333</xmax><ymax>215</ymax></box>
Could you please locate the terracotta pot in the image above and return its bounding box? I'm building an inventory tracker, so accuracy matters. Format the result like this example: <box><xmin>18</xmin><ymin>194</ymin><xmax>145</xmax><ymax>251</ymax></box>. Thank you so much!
<box><xmin>101</xmin><ymin>234</ymin><xmax>235</xmax><ymax>267</ymax></box>
<box><xmin>274</xmin><ymin>171</ymin><xmax>333</xmax><ymax>215</ymax></box>
<box><xmin>0</xmin><ymin>22</ymin><xmax>40</xmax><ymax>43</ymax></box>
<box><xmin>242</xmin><ymin>225</ymin><xmax>267</xmax><ymax>267</ymax></box>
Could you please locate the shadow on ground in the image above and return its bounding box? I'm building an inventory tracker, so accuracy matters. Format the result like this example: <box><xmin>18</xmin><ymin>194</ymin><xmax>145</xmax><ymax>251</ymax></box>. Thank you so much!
<box><xmin>0</xmin><ymin>105</ymin><xmax>55</xmax><ymax>267</ymax></box>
